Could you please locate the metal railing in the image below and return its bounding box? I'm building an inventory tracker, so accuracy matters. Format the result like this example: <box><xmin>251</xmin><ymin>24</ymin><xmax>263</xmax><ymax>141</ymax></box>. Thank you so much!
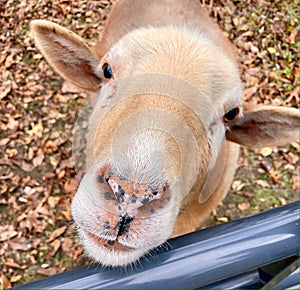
<box><xmin>14</xmin><ymin>201</ymin><xmax>299</xmax><ymax>289</ymax></box>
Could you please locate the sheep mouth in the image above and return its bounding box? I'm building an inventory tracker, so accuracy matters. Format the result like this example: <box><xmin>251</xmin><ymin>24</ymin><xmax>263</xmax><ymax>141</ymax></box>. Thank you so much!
<box><xmin>87</xmin><ymin>232</ymin><xmax>135</xmax><ymax>252</ymax></box>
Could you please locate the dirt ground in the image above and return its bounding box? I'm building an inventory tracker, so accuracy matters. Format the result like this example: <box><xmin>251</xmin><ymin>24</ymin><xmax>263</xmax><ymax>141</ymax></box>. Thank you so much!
<box><xmin>0</xmin><ymin>0</ymin><xmax>299</xmax><ymax>288</ymax></box>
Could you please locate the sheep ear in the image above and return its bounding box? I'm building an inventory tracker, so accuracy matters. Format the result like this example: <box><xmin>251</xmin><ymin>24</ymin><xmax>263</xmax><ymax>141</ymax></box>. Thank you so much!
<box><xmin>30</xmin><ymin>20</ymin><xmax>101</xmax><ymax>91</ymax></box>
<box><xmin>226</xmin><ymin>104</ymin><xmax>299</xmax><ymax>148</ymax></box>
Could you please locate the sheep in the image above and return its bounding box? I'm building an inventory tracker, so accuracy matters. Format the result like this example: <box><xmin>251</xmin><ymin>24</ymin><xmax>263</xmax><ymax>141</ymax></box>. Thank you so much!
<box><xmin>31</xmin><ymin>0</ymin><xmax>299</xmax><ymax>267</ymax></box>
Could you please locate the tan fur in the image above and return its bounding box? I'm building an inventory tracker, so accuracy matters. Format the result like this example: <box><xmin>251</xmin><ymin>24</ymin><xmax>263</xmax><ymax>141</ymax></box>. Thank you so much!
<box><xmin>30</xmin><ymin>0</ymin><xmax>299</xmax><ymax>266</ymax></box>
<box><xmin>172</xmin><ymin>141</ymin><xmax>240</xmax><ymax>236</ymax></box>
<box><xmin>95</xmin><ymin>0</ymin><xmax>236</xmax><ymax>61</ymax></box>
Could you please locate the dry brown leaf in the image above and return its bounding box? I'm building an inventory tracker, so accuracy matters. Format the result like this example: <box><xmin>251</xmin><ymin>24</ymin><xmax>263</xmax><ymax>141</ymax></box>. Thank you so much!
<box><xmin>61</xmin><ymin>237</ymin><xmax>74</xmax><ymax>255</ymax></box>
<box><xmin>255</xmin><ymin>179</ymin><xmax>271</xmax><ymax>188</ymax></box>
<box><xmin>278</xmin><ymin>197</ymin><xmax>287</xmax><ymax>206</ymax></box>
<box><xmin>231</xmin><ymin>180</ymin><xmax>245</xmax><ymax>191</ymax></box>
<box><xmin>292</xmin><ymin>174</ymin><xmax>299</xmax><ymax>192</ymax></box>
<box><xmin>64</xmin><ymin>179</ymin><xmax>79</xmax><ymax>193</ymax></box>
<box><xmin>61</xmin><ymin>206</ymin><xmax>72</xmax><ymax>221</ymax></box>
<box><xmin>0</xmin><ymin>273</ymin><xmax>12</xmax><ymax>289</ymax></box>
<box><xmin>285</xmin><ymin>152</ymin><xmax>298</xmax><ymax>165</ymax></box>
<box><xmin>37</xmin><ymin>267</ymin><xmax>60</xmax><ymax>276</ymax></box>
<box><xmin>57</xmin><ymin>4</ymin><xmax>67</xmax><ymax>15</ymax></box>
<box><xmin>0</xmin><ymin>183</ymin><xmax>8</xmax><ymax>195</ymax></box>
<box><xmin>46</xmin><ymin>226</ymin><xmax>67</xmax><ymax>243</ymax></box>
<box><xmin>260</xmin><ymin>147</ymin><xmax>273</xmax><ymax>157</ymax></box>
<box><xmin>26</xmin><ymin>122</ymin><xmax>44</xmax><ymax>138</ymax></box>
<box><xmin>268</xmin><ymin>171</ymin><xmax>281</xmax><ymax>183</ymax></box>
<box><xmin>237</xmin><ymin>203</ymin><xmax>250</xmax><ymax>211</ymax></box>
<box><xmin>32</xmin><ymin>149</ymin><xmax>45</xmax><ymax>167</ymax></box>
<box><xmin>10</xmin><ymin>238</ymin><xmax>32</xmax><ymax>252</ymax></box>
<box><xmin>47</xmin><ymin>196</ymin><xmax>61</xmax><ymax>208</ymax></box>
<box><xmin>50</xmin><ymin>239</ymin><xmax>61</xmax><ymax>257</ymax></box>
<box><xmin>288</xmin><ymin>27</ymin><xmax>299</xmax><ymax>43</ymax></box>
<box><xmin>216</xmin><ymin>216</ymin><xmax>229</xmax><ymax>222</ymax></box>
<box><xmin>3</xmin><ymin>259</ymin><xmax>26</xmax><ymax>270</ymax></box>
<box><xmin>0</xmin><ymin>138</ymin><xmax>10</xmax><ymax>146</ymax></box>
<box><xmin>10</xmin><ymin>273</ymin><xmax>22</xmax><ymax>283</ymax></box>
<box><xmin>49</xmin><ymin>155</ymin><xmax>60</xmax><ymax>169</ymax></box>
<box><xmin>72</xmin><ymin>246</ymin><xmax>84</xmax><ymax>260</ymax></box>
<box><xmin>0</xmin><ymin>227</ymin><xmax>18</xmax><ymax>242</ymax></box>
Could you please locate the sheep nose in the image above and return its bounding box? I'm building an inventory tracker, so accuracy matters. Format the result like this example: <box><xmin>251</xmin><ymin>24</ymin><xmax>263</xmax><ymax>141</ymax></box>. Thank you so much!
<box><xmin>107</xmin><ymin>176</ymin><xmax>164</xmax><ymax>210</ymax></box>
<box><xmin>96</xmin><ymin>168</ymin><xmax>168</xmax><ymax>216</ymax></box>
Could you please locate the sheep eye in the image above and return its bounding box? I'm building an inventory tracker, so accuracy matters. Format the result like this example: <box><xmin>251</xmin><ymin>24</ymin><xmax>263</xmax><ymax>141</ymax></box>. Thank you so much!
<box><xmin>223</xmin><ymin>107</ymin><xmax>239</xmax><ymax>123</ymax></box>
<box><xmin>102</xmin><ymin>63</ymin><xmax>113</xmax><ymax>79</ymax></box>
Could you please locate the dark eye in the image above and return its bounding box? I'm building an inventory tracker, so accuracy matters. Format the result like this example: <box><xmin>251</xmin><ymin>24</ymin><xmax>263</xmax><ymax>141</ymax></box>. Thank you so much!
<box><xmin>102</xmin><ymin>63</ymin><xmax>113</xmax><ymax>79</ymax></box>
<box><xmin>223</xmin><ymin>107</ymin><xmax>239</xmax><ymax>123</ymax></box>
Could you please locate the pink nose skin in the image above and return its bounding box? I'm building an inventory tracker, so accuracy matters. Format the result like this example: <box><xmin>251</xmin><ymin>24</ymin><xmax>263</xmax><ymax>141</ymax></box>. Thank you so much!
<box><xmin>95</xmin><ymin>166</ymin><xmax>170</xmax><ymax>239</ymax></box>
<box><xmin>87</xmin><ymin>165</ymin><xmax>173</xmax><ymax>252</ymax></box>
<box><xmin>107</xmin><ymin>176</ymin><xmax>165</xmax><ymax>216</ymax></box>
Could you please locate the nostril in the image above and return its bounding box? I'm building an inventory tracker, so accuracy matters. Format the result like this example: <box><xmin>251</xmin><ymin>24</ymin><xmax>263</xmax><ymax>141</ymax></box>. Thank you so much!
<box><xmin>116</xmin><ymin>213</ymin><xmax>134</xmax><ymax>237</ymax></box>
<box><xmin>96</xmin><ymin>174</ymin><xmax>110</xmax><ymax>184</ymax></box>
<box><xmin>104</xmin><ymin>191</ymin><xmax>115</xmax><ymax>200</ymax></box>
<box><xmin>140</xmin><ymin>195</ymin><xmax>150</xmax><ymax>205</ymax></box>
<box><xmin>96</xmin><ymin>175</ymin><xmax>105</xmax><ymax>184</ymax></box>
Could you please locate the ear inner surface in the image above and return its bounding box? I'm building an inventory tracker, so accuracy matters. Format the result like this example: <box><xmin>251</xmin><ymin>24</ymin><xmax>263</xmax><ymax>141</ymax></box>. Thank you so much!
<box><xmin>31</xmin><ymin>20</ymin><xmax>101</xmax><ymax>91</ymax></box>
<box><xmin>226</xmin><ymin>104</ymin><xmax>299</xmax><ymax>148</ymax></box>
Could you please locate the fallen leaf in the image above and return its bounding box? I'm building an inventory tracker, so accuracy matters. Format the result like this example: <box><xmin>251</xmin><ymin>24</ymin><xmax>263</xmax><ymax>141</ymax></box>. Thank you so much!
<box><xmin>50</xmin><ymin>239</ymin><xmax>61</xmax><ymax>257</ymax></box>
<box><xmin>231</xmin><ymin>180</ymin><xmax>245</xmax><ymax>191</ymax></box>
<box><xmin>64</xmin><ymin>179</ymin><xmax>79</xmax><ymax>193</ymax></box>
<box><xmin>0</xmin><ymin>228</ymin><xmax>18</xmax><ymax>242</ymax></box>
<box><xmin>4</xmin><ymin>260</ymin><xmax>26</xmax><ymax>269</ymax></box>
<box><xmin>72</xmin><ymin>245</ymin><xmax>84</xmax><ymax>260</ymax></box>
<box><xmin>37</xmin><ymin>267</ymin><xmax>60</xmax><ymax>276</ymax></box>
<box><xmin>278</xmin><ymin>197</ymin><xmax>287</xmax><ymax>206</ymax></box>
<box><xmin>10</xmin><ymin>238</ymin><xmax>32</xmax><ymax>251</ymax></box>
<box><xmin>47</xmin><ymin>196</ymin><xmax>61</xmax><ymax>208</ymax></box>
<box><xmin>0</xmin><ymin>85</ymin><xmax>11</xmax><ymax>100</ymax></box>
<box><xmin>0</xmin><ymin>138</ymin><xmax>10</xmax><ymax>146</ymax></box>
<box><xmin>57</xmin><ymin>4</ymin><xmax>67</xmax><ymax>16</ymax></box>
<box><xmin>268</xmin><ymin>171</ymin><xmax>281</xmax><ymax>183</ymax></box>
<box><xmin>46</xmin><ymin>226</ymin><xmax>67</xmax><ymax>243</ymax></box>
<box><xmin>260</xmin><ymin>147</ymin><xmax>273</xmax><ymax>157</ymax></box>
<box><xmin>32</xmin><ymin>148</ymin><xmax>45</xmax><ymax>167</ymax></box>
<box><xmin>288</xmin><ymin>27</ymin><xmax>299</xmax><ymax>43</ymax></box>
<box><xmin>237</xmin><ymin>202</ymin><xmax>250</xmax><ymax>211</ymax></box>
<box><xmin>216</xmin><ymin>216</ymin><xmax>229</xmax><ymax>222</ymax></box>
<box><xmin>292</xmin><ymin>173</ymin><xmax>299</xmax><ymax>191</ymax></box>
<box><xmin>286</xmin><ymin>152</ymin><xmax>298</xmax><ymax>165</ymax></box>
<box><xmin>61</xmin><ymin>237</ymin><xmax>74</xmax><ymax>255</ymax></box>
<box><xmin>234</xmin><ymin>191</ymin><xmax>254</xmax><ymax>198</ymax></box>
<box><xmin>49</xmin><ymin>155</ymin><xmax>60</xmax><ymax>168</ymax></box>
<box><xmin>0</xmin><ymin>273</ymin><xmax>11</xmax><ymax>289</ymax></box>
<box><xmin>267</xmin><ymin>47</ymin><xmax>276</xmax><ymax>54</ymax></box>
<box><xmin>26</xmin><ymin>122</ymin><xmax>43</xmax><ymax>138</ymax></box>
<box><xmin>61</xmin><ymin>206</ymin><xmax>72</xmax><ymax>221</ymax></box>
<box><xmin>255</xmin><ymin>179</ymin><xmax>271</xmax><ymax>188</ymax></box>
<box><xmin>10</xmin><ymin>273</ymin><xmax>22</xmax><ymax>283</ymax></box>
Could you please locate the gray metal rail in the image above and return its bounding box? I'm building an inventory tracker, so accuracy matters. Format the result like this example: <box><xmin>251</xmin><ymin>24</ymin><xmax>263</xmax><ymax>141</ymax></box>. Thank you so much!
<box><xmin>14</xmin><ymin>201</ymin><xmax>299</xmax><ymax>289</ymax></box>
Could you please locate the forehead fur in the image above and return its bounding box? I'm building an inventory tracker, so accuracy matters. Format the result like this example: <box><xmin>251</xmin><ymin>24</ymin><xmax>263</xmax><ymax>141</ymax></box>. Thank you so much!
<box><xmin>109</xmin><ymin>25</ymin><xmax>242</xmax><ymax>109</ymax></box>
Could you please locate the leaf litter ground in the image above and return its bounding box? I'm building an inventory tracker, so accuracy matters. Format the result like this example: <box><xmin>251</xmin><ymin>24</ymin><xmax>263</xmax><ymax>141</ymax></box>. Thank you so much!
<box><xmin>0</xmin><ymin>0</ymin><xmax>299</xmax><ymax>287</ymax></box>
